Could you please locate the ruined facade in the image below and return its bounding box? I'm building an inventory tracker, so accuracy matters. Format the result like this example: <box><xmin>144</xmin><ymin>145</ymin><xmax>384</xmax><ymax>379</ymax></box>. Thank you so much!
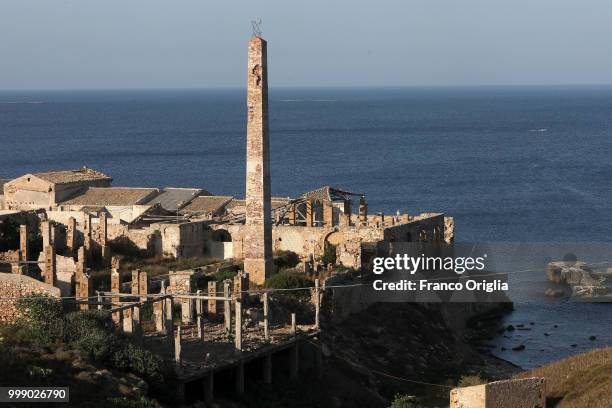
<box><xmin>0</xmin><ymin>35</ymin><xmax>453</xmax><ymax>291</ymax></box>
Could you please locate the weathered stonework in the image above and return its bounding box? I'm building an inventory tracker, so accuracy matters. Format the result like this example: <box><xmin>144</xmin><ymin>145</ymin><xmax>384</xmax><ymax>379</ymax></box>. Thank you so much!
<box><xmin>43</xmin><ymin>246</ymin><xmax>56</xmax><ymax>286</ymax></box>
<box><xmin>0</xmin><ymin>273</ymin><xmax>60</xmax><ymax>323</ymax></box>
<box><xmin>243</xmin><ymin>36</ymin><xmax>273</xmax><ymax>286</ymax></box>
<box><xmin>449</xmin><ymin>377</ymin><xmax>545</xmax><ymax>408</ymax></box>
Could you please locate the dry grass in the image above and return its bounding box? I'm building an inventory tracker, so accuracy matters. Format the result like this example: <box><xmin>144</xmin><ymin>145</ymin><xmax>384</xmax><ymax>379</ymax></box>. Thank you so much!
<box><xmin>515</xmin><ymin>347</ymin><xmax>612</xmax><ymax>408</ymax></box>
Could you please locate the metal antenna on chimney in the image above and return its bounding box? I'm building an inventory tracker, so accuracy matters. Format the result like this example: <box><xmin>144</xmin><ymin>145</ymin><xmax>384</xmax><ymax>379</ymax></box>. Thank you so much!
<box><xmin>251</xmin><ymin>19</ymin><xmax>263</xmax><ymax>37</ymax></box>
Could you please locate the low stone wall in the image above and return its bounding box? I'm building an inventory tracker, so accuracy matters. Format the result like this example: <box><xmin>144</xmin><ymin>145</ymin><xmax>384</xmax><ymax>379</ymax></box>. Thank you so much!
<box><xmin>0</xmin><ymin>272</ymin><xmax>61</xmax><ymax>323</ymax></box>
<box><xmin>450</xmin><ymin>377</ymin><xmax>545</xmax><ymax>408</ymax></box>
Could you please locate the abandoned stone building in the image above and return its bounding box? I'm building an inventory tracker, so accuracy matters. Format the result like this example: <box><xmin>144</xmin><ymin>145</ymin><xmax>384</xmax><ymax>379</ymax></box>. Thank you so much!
<box><xmin>0</xmin><ymin>34</ymin><xmax>453</xmax><ymax>292</ymax></box>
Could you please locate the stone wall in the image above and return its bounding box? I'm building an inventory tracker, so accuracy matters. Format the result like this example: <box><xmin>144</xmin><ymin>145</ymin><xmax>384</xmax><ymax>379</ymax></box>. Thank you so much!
<box><xmin>450</xmin><ymin>377</ymin><xmax>545</xmax><ymax>408</ymax></box>
<box><xmin>0</xmin><ymin>272</ymin><xmax>61</xmax><ymax>323</ymax></box>
<box><xmin>36</xmin><ymin>252</ymin><xmax>76</xmax><ymax>297</ymax></box>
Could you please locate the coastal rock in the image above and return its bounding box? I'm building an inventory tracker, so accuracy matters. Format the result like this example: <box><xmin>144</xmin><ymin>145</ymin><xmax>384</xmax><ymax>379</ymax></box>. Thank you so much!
<box><xmin>545</xmin><ymin>288</ymin><xmax>565</xmax><ymax>298</ymax></box>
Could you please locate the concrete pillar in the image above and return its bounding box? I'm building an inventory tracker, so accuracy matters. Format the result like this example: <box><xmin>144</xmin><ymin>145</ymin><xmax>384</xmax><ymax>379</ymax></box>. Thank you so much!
<box><xmin>111</xmin><ymin>257</ymin><xmax>121</xmax><ymax>321</ymax></box>
<box><xmin>122</xmin><ymin>309</ymin><xmax>133</xmax><ymax>333</ymax></box>
<box><xmin>175</xmin><ymin>326</ymin><xmax>182</xmax><ymax>365</ymax></box>
<box><xmin>243</xmin><ymin>35</ymin><xmax>273</xmax><ymax>287</ymax></box>
<box><xmin>138</xmin><ymin>271</ymin><xmax>148</xmax><ymax>301</ymax></box>
<box><xmin>99</xmin><ymin>212</ymin><xmax>108</xmax><ymax>246</ymax></box>
<box><xmin>165</xmin><ymin>296</ymin><xmax>174</xmax><ymax>353</ymax></box>
<box><xmin>99</xmin><ymin>212</ymin><xmax>111</xmax><ymax>267</ymax></box>
<box><xmin>263</xmin><ymin>291</ymin><xmax>269</xmax><ymax>341</ymax></box>
<box><xmin>323</xmin><ymin>202</ymin><xmax>334</xmax><ymax>226</ymax></box>
<box><xmin>19</xmin><ymin>224</ymin><xmax>28</xmax><ymax>274</ymax></box>
<box><xmin>133</xmin><ymin>305</ymin><xmax>142</xmax><ymax>344</ymax></box>
<box><xmin>359</xmin><ymin>196</ymin><xmax>368</xmax><ymax>226</ymax></box>
<box><xmin>263</xmin><ymin>353</ymin><xmax>272</xmax><ymax>384</ymax></box>
<box><xmin>288</xmin><ymin>204</ymin><xmax>296</xmax><ymax>225</ymax></box>
<box><xmin>235</xmin><ymin>300</ymin><xmax>242</xmax><ymax>352</ymax></box>
<box><xmin>233</xmin><ymin>271</ymin><xmax>249</xmax><ymax>303</ymax></box>
<box><xmin>83</xmin><ymin>213</ymin><xmax>92</xmax><ymax>254</ymax></box>
<box><xmin>76</xmin><ymin>247</ymin><xmax>89</xmax><ymax>310</ymax></box>
<box><xmin>223</xmin><ymin>280</ymin><xmax>231</xmax><ymax>335</ymax></box>
<box><xmin>41</xmin><ymin>221</ymin><xmax>52</xmax><ymax>249</ymax></box>
<box><xmin>131</xmin><ymin>270</ymin><xmax>140</xmax><ymax>295</ymax></box>
<box><xmin>196</xmin><ymin>289</ymin><xmax>203</xmax><ymax>340</ymax></box>
<box><xmin>66</xmin><ymin>217</ymin><xmax>76</xmax><ymax>250</ymax></box>
<box><xmin>207</xmin><ymin>281</ymin><xmax>217</xmax><ymax>316</ymax></box>
<box><xmin>11</xmin><ymin>251</ymin><xmax>22</xmax><ymax>274</ymax></box>
<box><xmin>305</xmin><ymin>200</ymin><xmax>313</xmax><ymax>227</ymax></box>
<box><xmin>154</xmin><ymin>286</ymin><xmax>165</xmax><ymax>333</ymax></box>
<box><xmin>314</xmin><ymin>279</ymin><xmax>320</xmax><ymax>330</ymax></box>
<box><xmin>43</xmin><ymin>246</ymin><xmax>56</xmax><ymax>286</ymax></box>
<box><xmin>291</xmin><ymin>313</ymin><xmax>296</xmax><ymax>335</ymax></box>
<box><xmin>77</xmin><ymin>271</ymin><xmax>90</xmax><ymax>311</ymax></box>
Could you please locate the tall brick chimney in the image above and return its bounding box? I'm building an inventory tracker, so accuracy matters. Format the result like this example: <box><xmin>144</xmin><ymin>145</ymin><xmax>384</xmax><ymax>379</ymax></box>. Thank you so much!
<box><xmin>243</xmin><ymin>36</ymin><xmax>273</xmax><ymax>285</ymax></box>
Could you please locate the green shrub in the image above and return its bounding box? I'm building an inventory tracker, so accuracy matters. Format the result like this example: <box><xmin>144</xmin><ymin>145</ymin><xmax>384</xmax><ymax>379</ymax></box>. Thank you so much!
<box><xmin>322</xmin><ymin>244</ymin><xmax>337</xmax><ymax>266</ymax></box>
<box><xmin>15</xmin><ymin>295</ymin><xmax>64</xmax><ymax>344</ymax></box>
<box><xmin>265</xmin><ymin>270</ymin><xmax>306</xmax><ymax>290</ymax></box>
<box><xmin>64</xmin><ymin>310</ymin><xmax>113</xmax><ymax>342</ymax></box>
<box><xmin>274</xmin><ymin>250</ymin><xmax>300</xmax><ymax>270</ymax></box>
<box><xmin>75</xmin><ymin>330</ymin><xmax>117</xmax><ymax>362</ymax></box>
<box><xmin>112</xmin><ymin>343</ymin><xmax>163</xmax><ymax>384</ymax></box>
<box><xmin>213</xmin><ymin>269</ymin><xmax>237</xmax><ymax>283</ymax></box>
<box><xmin>389</xmin><ymin>394</ymin><xmax>422</xmax><ymax>408</ymax></box>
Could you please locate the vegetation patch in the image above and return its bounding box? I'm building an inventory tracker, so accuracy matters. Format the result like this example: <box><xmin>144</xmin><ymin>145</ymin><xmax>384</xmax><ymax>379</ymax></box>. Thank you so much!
<box><xmin>273</xmin><ymin>250</ymin><xmax>300</xmax><ymax>270</ymax></box>
<box><xmin>515</xmin><ymin>347</ymin><xmax>612</xmax><ymax>408</ymax></box>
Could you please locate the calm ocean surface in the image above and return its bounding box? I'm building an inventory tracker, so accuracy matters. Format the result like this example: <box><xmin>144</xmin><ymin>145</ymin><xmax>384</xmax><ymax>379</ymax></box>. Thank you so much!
<box><xmin>1</xmin><ymin>86</ymin><xmax>611</xmax><ymax>368</ymax></box>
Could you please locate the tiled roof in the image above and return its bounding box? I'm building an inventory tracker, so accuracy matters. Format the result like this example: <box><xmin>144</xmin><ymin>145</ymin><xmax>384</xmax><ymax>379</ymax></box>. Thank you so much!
<box><xmin>145</xmin><ymin>188</ymin><xmax>208</xmax><ymax>211</ymax></box>
<box><xmin>301</xmin><ymin>186</ymin><xmax>363</xmax><ymax>202</ymax></box>
<box><xmin>180</xmin><ymin>196</ymin><xmax>233</xmax><ymax>216</ymax></box>
<box><xmin>33</xmin><ymin>168</ymin><xmax>112</xmax><ymax>185</ymax></box>
<box><xmin>60</xmin><ymin>187</ymin><xmax>159</xmax><ymax>206</ymax></box>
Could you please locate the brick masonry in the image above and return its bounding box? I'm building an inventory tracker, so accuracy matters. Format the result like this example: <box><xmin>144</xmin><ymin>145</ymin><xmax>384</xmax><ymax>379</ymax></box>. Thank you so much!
<box><xmin>243</xmin><ymin>36</ymin><xmax>273</xmax><ymax>285</ymax></box>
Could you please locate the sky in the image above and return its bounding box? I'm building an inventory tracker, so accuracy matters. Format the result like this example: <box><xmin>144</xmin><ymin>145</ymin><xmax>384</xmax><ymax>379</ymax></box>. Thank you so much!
<box><xmin>1</xmin><ymin>0</ymin><xmax>612</xmax><ymax>90</ymax></box>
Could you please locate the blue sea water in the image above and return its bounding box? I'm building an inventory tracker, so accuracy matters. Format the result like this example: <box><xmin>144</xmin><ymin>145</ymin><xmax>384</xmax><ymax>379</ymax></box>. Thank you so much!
<box><xmin>1</xmin><ymin>86</ymin><xmax>611</xmax><ymax>368</ymax></box>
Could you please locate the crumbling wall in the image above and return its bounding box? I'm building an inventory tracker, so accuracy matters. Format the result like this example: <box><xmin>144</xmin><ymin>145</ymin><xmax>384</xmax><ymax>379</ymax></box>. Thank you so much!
<box><xmin>272</xmin><ymin>226</ymin><xmax>330</xmax><ymax>259</ymax></box>
<box><xmin>36</xmin><ymin>251</ymin><xmax>76</xmax><ymax>296</ymax></box>
<box><xmin>179</xmin><ymin>221</ymin><xmax>206</xmax><ymax>258</ymax></box>
<box><xmin>0</xmin><ymin>273</ymin><xmax>61</xmax><ymax>323</ymax></box>
<box><xmin>107</xmin><ymin>224</ymin><xmax>158</xmax><ymax>256</ymax></box>
<box><xmin>336</xmin><ymin>238</ymin><xmax>362</xmax><ymax>269</ymax></box>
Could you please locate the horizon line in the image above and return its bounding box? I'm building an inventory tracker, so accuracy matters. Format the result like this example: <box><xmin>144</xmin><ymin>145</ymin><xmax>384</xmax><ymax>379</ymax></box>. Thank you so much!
<box><xmin>2</xmin><ymin>83</ymin><xmax>612</xmax><ymax>93</ymax></box>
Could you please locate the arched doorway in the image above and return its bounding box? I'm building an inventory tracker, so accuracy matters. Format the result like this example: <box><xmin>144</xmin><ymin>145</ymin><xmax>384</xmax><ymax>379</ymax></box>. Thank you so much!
<box><xmin>209</xmin><ymin>229</ymin><xmax>233</xmax><ymax>260</ymax></box>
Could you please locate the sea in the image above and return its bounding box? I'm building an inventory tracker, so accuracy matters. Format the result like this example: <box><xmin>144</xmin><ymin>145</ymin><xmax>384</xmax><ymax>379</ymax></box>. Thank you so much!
<box><xmin>1</xmin><ymin>86</ymin><xmax>611</xmax><ymax>369</ymax></box>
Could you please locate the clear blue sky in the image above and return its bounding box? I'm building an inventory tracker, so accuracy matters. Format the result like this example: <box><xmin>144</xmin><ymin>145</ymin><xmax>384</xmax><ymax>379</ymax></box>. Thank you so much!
<box><xmin>2</xmin><ymin>0</ymin><xmax>612</xmax><ymax>90</ymax></box>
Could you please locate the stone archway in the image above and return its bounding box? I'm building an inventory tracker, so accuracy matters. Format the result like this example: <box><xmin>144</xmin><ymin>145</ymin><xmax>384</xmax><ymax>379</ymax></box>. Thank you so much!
<box><xmin>209</xmin><ymin>229</ymin><xmax>233</xmax><ymax>260</ymax></box>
